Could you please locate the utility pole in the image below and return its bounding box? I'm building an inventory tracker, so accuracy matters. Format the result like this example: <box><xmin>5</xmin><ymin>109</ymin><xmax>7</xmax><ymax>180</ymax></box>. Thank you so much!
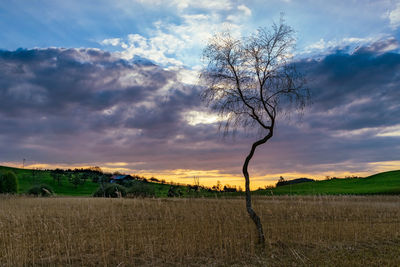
<box><xmin>22</xmin><ymin>158</ymin><xmax>26</xmax><ymax>169</ymax></box>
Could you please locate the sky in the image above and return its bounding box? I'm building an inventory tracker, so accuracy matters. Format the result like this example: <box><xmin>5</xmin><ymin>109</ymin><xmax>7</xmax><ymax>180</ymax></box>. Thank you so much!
<box><xmin>0</xmin><ymin>0</ymin><xmax>400</xmax><ymax>188</ymax></box>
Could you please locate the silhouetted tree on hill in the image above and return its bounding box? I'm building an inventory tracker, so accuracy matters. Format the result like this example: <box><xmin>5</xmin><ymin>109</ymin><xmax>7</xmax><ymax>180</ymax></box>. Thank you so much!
<box><xmin>51</xmin><ymin>169</ymin><xmax>64</xmax><ymax>185</ymax></box>
<box><xmin>200</xmin><ymin>17</ymin><xmax>309</xmax><ymax>244</ymax></box>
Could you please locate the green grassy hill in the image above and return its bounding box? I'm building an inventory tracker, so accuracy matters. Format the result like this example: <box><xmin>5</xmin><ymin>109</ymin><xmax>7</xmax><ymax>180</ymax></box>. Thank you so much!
<box><xmin>0</xmin><ymin>165</ymin><xmax>99</xmax><ymax>196</ymax></box>
<box><xmin>2</xmin><ymin>165</ymin><xmax>400</xmax><ymax>196</ymax></box>
<box><xmin>257</xmin><ymin>170</ymin><xmax>400</xmax><ymax>195</ymax></box>
<box><xmin>0</xmin><ymin>165</ymin><xmax>211</xmax><ymax>197</ymax></box>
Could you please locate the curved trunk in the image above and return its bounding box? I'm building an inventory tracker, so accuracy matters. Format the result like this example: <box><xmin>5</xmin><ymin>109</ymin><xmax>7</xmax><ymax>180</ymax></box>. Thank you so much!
<box><xmin>242</xmin><ymin>131</ymin><xmax>273</xmax><ymax>245</ymax></box>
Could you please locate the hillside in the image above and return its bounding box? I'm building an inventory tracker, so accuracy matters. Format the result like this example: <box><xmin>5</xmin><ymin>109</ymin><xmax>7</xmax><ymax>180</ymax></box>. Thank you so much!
<box><xmin>2</xmin><ymin>165</ymin><xmax>400</xmax><ymax>196</ymax></box>
<box><xmin>258</xmin><ymin>170</ymin><xmax>400</xmax><ymax>195</ymax></box>
<box><xmin>0</xmin><ymin>165</ymin><xmax>99</xmax><ymax>196</ymax></box>
<box><xmin>0</xmin><ymin>165</ymin><xmax>221</xmax><ymax>197</ymax></box>
<box><xmin>0</xmin><ymin>165</ymin><xmax>177</xmax><ymax>197</ymax></box>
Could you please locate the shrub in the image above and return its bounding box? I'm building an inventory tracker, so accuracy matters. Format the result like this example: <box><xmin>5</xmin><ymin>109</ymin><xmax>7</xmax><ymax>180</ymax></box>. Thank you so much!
<box><xmin>93</xmin><ymin>184</ymin><xmax>127</xmax><ymax>198</ymax></box>
<box><xmin>0</xmin><ymin>171</ymin><xmax>19</xmax><ymax>194</ymax></box>
<box><xmin>167</xmin><ymin>186</ymin><xmax>183</xmax><ymax>197</ymax></box>
<box><xmin>93</xmin><ymin>186</ymin><xmax>106</xmax><ymax>197</ymax></box>
<box><xmin>276</xmin><ymin>177</ymin><xmax>315</xmax><ymax>187</ymax></box>
<box><xmin>149</xmin><ymin>177</ymin><xmax>160</xmax><ymax>183</ymax></box>
<box><xmin>92</xmin><ymin>187</ymin><xmax>103</xmax><ymax>197</ymax></box>
<box><xmin>68</xmin><ymin>173</ymin><xmax>85</xmax><ymax>188</ymax></box>
<box><xmin>127</xmin><ymin>182</ymin><xmax>155</xmax><ymax>197</ymax></box>
<box><xmin>27</xmin><ymin>184</ymin><xmax>54</xmax><ymax>197</ymax></box>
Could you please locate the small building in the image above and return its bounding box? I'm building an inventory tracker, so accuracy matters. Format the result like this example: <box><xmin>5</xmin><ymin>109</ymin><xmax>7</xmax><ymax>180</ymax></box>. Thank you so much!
<box><xmin>109</xmin><ymin>175</ymin><xmax>134</xmax><ymax>184</ymax></box>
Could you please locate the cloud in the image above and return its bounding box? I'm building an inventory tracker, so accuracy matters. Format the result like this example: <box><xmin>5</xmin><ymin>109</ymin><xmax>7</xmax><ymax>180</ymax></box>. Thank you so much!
<box><xmin>136</xmin><ymin>0</ymin><xmax>233</xmax><ymax>10</ymax></box>
<box><xmin>184</xmin><ymin>111</ymin><xmax>222</xmax><ymax>126</ymax></box>
<box><xmin>300</xmin><ymin>40</ymin><xmax>400</xmax><ymax>132</ymax></box>
<box><xmin>1</xmin><ymin>39</ymin><xmax>400</xmax><ymax>185</ymax></box>
<box><xmin>389</xmin><ymin>3</ymin><xmax>400</xmax><ymax>28</ymax></box>
<box><xmin>100</xmin><ymin>2</ymin><xmax>248</xmax><ymax>69</ymax></box>
<box><xmin>355</xmin><ymin>37</ymin><xmax>399</xmax><ymax>54</ymax></box>
<box><xmin>0</xmin><ymin>48</ymin><xmax>175</xmax><ymax>117</ymax></box>
<box><xmin>237</xmin><ymin>5</ymin><xmax>252</xmax><ymax>16</ymax></box>
<box><xmin>267</xmin><ymin>39</ymin><xmax>400</xmax><ymax>172</ymax></box>
<box><xmin>376</xmin><ymin>125</ymin><xmax>400</xmax><ymax>137</ymax></box>
<box><xmin>0</xmin><ymin>48</ymin><xmax>193</xmax><ymax>159</ymax></box>
<box><xmin>0</xmin><ymin>48</ymin><xmax>236</xmax><ymax>175</ymax></box>
<box><xmin>100</xmin><ymin>38</ymin><xmax>123</xmax><ymax>47</ymax></box>
<box><xmin>302</xmin><ymin>36</ymin><xmax>387</xmax><ymax>55</ymax></box>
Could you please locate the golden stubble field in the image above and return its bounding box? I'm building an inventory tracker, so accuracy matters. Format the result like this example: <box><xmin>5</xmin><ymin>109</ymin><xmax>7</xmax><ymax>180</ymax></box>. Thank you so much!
<box><xmin>0</xmin><ymin>195</ymin><xmax>399</xmax><ymax>266</ymax></box>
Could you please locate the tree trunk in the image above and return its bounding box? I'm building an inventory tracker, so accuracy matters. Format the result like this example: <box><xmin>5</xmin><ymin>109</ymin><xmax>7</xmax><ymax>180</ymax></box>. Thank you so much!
<box><xmin>242</xmin><ymin>131</ymin><xmax>273</xmax><ymax>245</ymax></box>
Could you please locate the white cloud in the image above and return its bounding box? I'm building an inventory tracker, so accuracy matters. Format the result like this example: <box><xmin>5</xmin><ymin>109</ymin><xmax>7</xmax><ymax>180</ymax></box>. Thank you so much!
<box><xmin>174</xmin><ymin>66</ymin><xmax>201</xmax><ymax>85</ymax></box>
<box><xmin>332</xmin><ymin>127</ymin><xmax>379</xmax><ymax>138</ymax></box>
<box><xmin>194</xmin><ymin>0</ymin><xmax>232</xmax><ymax>10</ymax></box>
<box><xmin>376</xmin><ymin>124</ymin><xmax>400</xmax><ymax>137</ymax></box>
<box><xmin>136</xmin><ymin>0</ymin><xmax>233</xmax><ymax>11</ymax></box>
<box><xmin>306</xmin><ymin>38</ymin><xmax>328</xmax><ymax>50</ymax></box>
<box><xmin>101</xmin><ymin>38</ymin><xmax>122</xmax><ymax>46</ymax></box>
<box><xmin>237</xmin><ymin>4</ymin><xmax>252</xmax><ymax>16</ymax></box>
<box><xmin>172</xmin><ymin>0</ymin><xmax>233</xmax><ymax>11</ymax></box>
<box><xmin>331</xmin><ymin>123</ymin><xmax>400</xmax><ymax>139</ymax></box>
<box><xmin>389</xmin><ymin>4</ymin><xmax>400</xmax><ymax>28</ymax></box>
<box><xmin>185</xmin><ymin>110</ymin><xmax>222</xmax><ymax>125</ymax></box>
<box><xmin>100</xmin><ymin>8</ymin><xmax>244</xmax><ymax>70</ymax></box>
<box><xmin>227</xmin><ymin>4</ymin><xmax>252</xmax><ymax>21</ymax></box>
<box><xmin>302</xmin><ymin>36</ymin><xmax>379</xmax><ymax>55</ymax></box>
<box><xmin>112</xmin><ymin>32</ymin><xmax>185</xmax><ymax>66</ymax></box>
<box><xmin>100</xmin><ymin>0</ymin><xmax>252</xmax><ymax>85</ymax></box>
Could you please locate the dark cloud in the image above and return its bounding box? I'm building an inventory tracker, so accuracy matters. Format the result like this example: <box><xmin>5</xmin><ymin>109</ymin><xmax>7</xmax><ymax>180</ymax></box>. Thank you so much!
<box><xmin>124</xmin><ymin>86</ymin><xmax>201</xmax><ymax>139</ymax></box>
<box><xmin>0</xmin><ymin>43</ymin><xmax>399</xmax><ymax>181</ymax></box>
<box><xmin>298</xmin><ymin>44</ymin><xmax>400</xmax><ymax>131</ymax></box>
<box><xmin>0</xmin><ymin>48</ymin><xmax>173</xmax><ymax>117</ymax></box>
<box><xmin>0</xmin><ymin>48</ymin><xmax>189</xmax><ymax>160</ymax></box>
<box><xmin>355</xmin><ymin>37</ymin><xmax>399</xmax><ymax>54</ymax></box>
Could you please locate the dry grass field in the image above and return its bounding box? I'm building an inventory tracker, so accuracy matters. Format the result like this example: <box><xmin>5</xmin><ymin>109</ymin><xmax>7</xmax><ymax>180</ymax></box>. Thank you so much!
<box><xmin>0</xmin><ymin>196</ymin><xmax>399</xmax><ymax>266</ymax></box>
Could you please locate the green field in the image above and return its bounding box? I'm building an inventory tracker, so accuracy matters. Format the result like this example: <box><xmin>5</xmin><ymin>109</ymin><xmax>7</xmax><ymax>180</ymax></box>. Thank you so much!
<box><xmin>0</xmin><ymin>165</ymin><xmax>99</xmax><ymax>196</ymax></box>
<box><xmin>0</xmin><ymin>165</ymin><xmax>208</xmax><ymax>197</ymax></box>
<box><xmin>1</xmin><ymin>165</ymin><xmax>400</xmax><ymax>196</ymax></box>
<box><xmin>258</xmin><ymin>170</ymin><xmax>400</xmax><ymax>195</ymax></box>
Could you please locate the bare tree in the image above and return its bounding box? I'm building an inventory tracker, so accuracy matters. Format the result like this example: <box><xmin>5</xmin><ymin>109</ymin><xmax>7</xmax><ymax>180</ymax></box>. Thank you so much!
<box><xmin>200</xmin><ymin>18</ymin><xmax>309</xmax><ymax>244</ymax></box>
